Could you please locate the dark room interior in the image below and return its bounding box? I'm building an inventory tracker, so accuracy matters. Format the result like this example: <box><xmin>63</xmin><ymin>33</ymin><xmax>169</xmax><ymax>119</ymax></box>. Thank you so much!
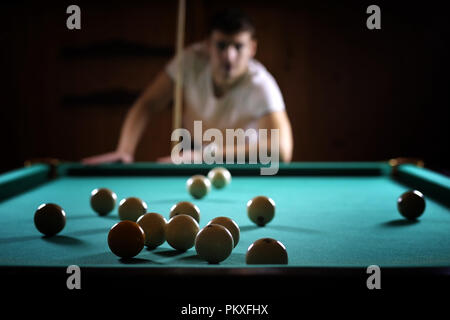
<box><xmin>1</xmin><ymin>0</ymin><xmax>448</xmax><ymax>174</ymax></box>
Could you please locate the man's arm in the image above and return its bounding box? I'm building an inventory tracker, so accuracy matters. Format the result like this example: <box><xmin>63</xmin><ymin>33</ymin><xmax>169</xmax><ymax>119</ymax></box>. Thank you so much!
<box><xmin>257</xmin><ymin>110</ymin><xmax>293</xmax><ymax>162</ymax></box>
<box><xmin>83</xmin><ymin>71</ymin><xmax>173</xmax><ymax>164</ymax></box>
<box><xmin>207</xmin><ymin>110</ymin><xmax>293</xmax><ymax>163</ymax></box>
<box><xmin>117</xmin><ymin>71</ymin><xmax>173</xmax><ymax>156</ymax></box>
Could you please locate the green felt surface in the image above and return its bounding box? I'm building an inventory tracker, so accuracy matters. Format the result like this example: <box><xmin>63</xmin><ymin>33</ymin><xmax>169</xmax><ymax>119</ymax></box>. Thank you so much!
<box><xmin>0</xmin><ymin>163</ymin><xmax>449</xmax><ymax>268</ymax></box>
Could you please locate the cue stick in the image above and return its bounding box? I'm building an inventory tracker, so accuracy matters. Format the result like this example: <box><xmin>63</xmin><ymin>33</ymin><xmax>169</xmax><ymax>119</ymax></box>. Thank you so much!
<box><xmin>172</xmin><ymin>0</ymin><xmax>186</xmax><ymax>149</ymax></box>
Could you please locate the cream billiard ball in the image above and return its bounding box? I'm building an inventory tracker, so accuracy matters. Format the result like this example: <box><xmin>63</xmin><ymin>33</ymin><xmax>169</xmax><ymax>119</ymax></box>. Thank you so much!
<box><xmin>246</xmin><ymin>238</ymin><xmax>288</xmax><ymax>264</ymax></box>
<box><xmin>107</xmin><ymin>220</ymin><xmax>145</xmax><ymax>259</ymax></box>
<box><xmin>207</xmin><ymin>216</ymin><xmax>240</xmax><ymax>248</ymax></box>
<box><xmin>195</xmin><ymin>224</ymin><xmax>234</xmax><ymax>264</ymax></box>
<box><xmin>207</xmin><ymin>167</ymin><xmax>231</xmax><ymax>189</ymax></box>
<box><xmin>34</xmin><ymin>203</ymin><xmax>66</xmax><ymax>236</ymax></box>
<box><xmin>136</xmin><ymin>212</ymin><xmax>167</xmax><ymax>249</ymax></box>
<box><xmin>187</xmin><ymin>175</ymin><xmax>211</xmax><ymax>199</ymax></box>
<box><xmin>169</xmin><ymin>201</ymin><xmax>200</xmax><ymax>223</ymax></box>
<box><xmin>118</xmin><ymin>197</ymin><xmax>147</xmax><ymax>222</ymax></box>
<box><xmin>90</xmin><ymin>188</ymin><xmax>117</xmax><ymax>216</ymax></box>
<box><xmin>166</xmin><ymin>214</ymin><xmax>199</xmax><ymax>251</ymax></box>
<box><xmin>247</xmin><ymin>196</ymin><xmax>275</xmax><ymax>226</ymax></box>
<box><xmin>397</xmin><ymin>190</ymin><xmax>426</xmax><ymax>220</ymax></box>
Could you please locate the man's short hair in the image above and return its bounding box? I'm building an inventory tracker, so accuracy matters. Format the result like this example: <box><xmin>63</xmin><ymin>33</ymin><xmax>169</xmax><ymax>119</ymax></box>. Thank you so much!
<box><xmin>209</xmin><ymin>8</ymin><xmax>255</xmax><ymax>37</ymax></box>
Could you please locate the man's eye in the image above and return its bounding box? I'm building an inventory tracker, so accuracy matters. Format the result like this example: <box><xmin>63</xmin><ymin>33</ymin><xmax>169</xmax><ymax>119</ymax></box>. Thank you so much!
<box><xmin>216</xmin><ymin>42</ymin><xmax>227</xmax><ymax>51</ymax></box>
<box><xmin>234</xmin><ymin>43</ymin><xmax>243</xmax><ymax>51</ymax></box>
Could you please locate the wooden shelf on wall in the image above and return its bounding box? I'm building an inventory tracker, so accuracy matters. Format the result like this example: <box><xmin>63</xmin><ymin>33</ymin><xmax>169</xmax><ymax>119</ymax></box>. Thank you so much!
<box><xmin>61</xmin><ymin>89</ymin><xmax>139</xmax><ymax>108</ymax></box>
<box><xmin>60</xmin><ymin>40</ymin><xmax>174</xmax><ymax>59</ymax></box>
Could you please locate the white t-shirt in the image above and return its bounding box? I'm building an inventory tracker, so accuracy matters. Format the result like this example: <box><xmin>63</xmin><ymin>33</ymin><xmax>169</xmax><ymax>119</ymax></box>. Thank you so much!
<box><xmin>166</xmin><ymin>42</ymin><xmax>285</xmax><ymax>138</ymax></box>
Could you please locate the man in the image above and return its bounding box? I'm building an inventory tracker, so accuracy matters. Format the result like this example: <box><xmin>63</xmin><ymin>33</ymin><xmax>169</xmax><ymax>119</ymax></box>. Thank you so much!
<box><xmin>83</xmin><ymin>9</ymin><xmax>293</xmax><ymax>164</ymax></box>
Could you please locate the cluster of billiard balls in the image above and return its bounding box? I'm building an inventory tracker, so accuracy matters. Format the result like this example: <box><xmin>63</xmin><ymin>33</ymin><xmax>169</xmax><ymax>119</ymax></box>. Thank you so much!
<box><xmin>103</xmin><ymin>167</ymin><xmax>286</xmax><ymax>264</ymax></box>
<box><xmin>33</xmin><ymin>167</ymin><xmax>287</xmax><ymax>264</ymax></box>
<box><xmin>33</xmin><ymin>166</ymin><xmax>427</xmax><ymax>264</ymax></box>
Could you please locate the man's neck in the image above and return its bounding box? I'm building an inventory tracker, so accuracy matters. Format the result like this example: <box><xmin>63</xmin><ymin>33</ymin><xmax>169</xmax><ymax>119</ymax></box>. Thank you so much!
<box><xmin>212</xmin><ymin>70</ymin><xmax>248</xmax><ymax>98</ymax></box>
<box><xmin>212</xmin><ymin>81</ymin><xmax>228</xmax><ymax>98</ymax></box>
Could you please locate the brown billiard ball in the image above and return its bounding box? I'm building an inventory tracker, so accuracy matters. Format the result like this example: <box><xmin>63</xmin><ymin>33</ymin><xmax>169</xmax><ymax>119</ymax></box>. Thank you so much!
<box><xmin>207</xmin><ymin>216</ymin><xmax>240</xmax><ymax>248</ymax></box>
<box><xmin>90</xmin><ymin>188</ymin><xmax>117</xmax><ymax>216</ymax></box>
<box><xmin>34</xmin><ymin>203</ymin><xmax>66</xmax><ymax>236</ymax></box>
<box><xmin>246</xmin><ymin>238</ymin><xmax>288</xmax><ymax>264</ymax></box>
<box><xmin>397</xmin><ymin>190</ymin><xmax>426</xmax><ymax>220</ymax></box>
<box><xmin>136</xmin><ymin>212</ymin><xmax>167</xmax><ymax>249</ymax></box>
<box><xmin>107</xmin><ymin>220</ymin><xmax>145</xmax><ymax>259</ymax></box>
<box><xmin>169</xmin><ymin>201</ymin><xmax>200</xmax><ymax>223</ymax></box>
<box><xmin>165</xmin><ymin>214</ymin><xmax>199</xmax><ymax>251</ymax></box>
<box><xmin>186</xmin><ymin>175</ymin><xmax>211</xmax><ymax>199</ymax></box>
<box><xmin>247</xmin><ymin>196</ymin><xmax>275</xmax><ymax>226</ymax></box>
<box><xmin>118</xmin><ymin>197</ymin><xmax>147</xmax><ymax>222</ymax></box>
<box><xmin>195</xmin><ymin>224</ymin><xmax>234</xmax><ymax>264</ymax></box>
<box><xmin>207</xmin><ymin>167</ymin><xmax>231</xmax><ymax>189</ymax></box>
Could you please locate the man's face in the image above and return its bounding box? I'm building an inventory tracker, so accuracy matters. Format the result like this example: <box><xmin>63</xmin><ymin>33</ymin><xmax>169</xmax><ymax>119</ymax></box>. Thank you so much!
<box><xmin>208</xmin><ymin>30</ymin><xmax>256</xmax><ymax>86</ymax></box>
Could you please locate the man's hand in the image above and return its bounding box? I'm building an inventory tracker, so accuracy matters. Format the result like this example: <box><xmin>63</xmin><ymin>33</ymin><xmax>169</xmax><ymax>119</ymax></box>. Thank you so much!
<box><xmin>82</xmin><ymin>151</ymin><xmax>133</xmax><ymax>165</ymax></box>
<box><xmin>257</xmin><ymin>110</ymin><xmax>293</xmax><ymax>162</ymax></box>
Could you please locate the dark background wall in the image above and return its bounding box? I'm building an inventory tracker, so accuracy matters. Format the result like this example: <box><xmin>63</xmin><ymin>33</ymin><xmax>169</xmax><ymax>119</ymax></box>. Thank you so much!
<box><xmin>1</xmin><ymin>0</ymin><xmax>448</xmax><ymax>174</ymax></box>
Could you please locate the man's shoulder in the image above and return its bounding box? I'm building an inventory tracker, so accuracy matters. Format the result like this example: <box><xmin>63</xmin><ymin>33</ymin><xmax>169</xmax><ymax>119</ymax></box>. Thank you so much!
<box><xmin>184</xmin><ymin>42</ymin><xmax>209</xmax><ymax>64</ymax></box>
<box><xmin>245</xmin><ymin>60</ymin><xmax>279</xmax><ymax>92</ymax></box>
<box><xmin>165</xmin><ymin>41</ymin><xmax>210</xmax><ymax>83</ymax></box>
<box><xmin>241</xmin><ymin>59</ymin><xmax>285</xmax><ymax>111</ymax></box>
<box><xmin>176</xmin><ymin>41</ymin><xmax>209</xmax><ymax>79</ymax></box>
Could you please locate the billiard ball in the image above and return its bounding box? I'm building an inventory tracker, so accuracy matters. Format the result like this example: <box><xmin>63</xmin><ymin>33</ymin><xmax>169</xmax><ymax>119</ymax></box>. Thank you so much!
<box><xmin>169</xmin><ymin>201</ymin><xmax>200</xmax><ymax>223</ymax></box>
<box><xmin>246</xmin><ymin>238</ymin><xmax>288</xmax><ymax>264</ymax></box>
<box><xmin>136</xmin><ymin>212</ymin><xmax>167</xmax><ymax>249</ymax></box>
<box><xmin>34</xmin><ymin>203</ymin><xmax>66</xmax><ymax>236</ymax></box>
<box><xmin>247</xmin><ymin>196</ymin><xmax>275</xmax><ymax>226</ymax></box>
<box><xmin>195</xmin><ymin>224</ymin><xmax>234</xmax><ymax>264</ymax></box>
<box><xmin>90</xmin><ymin>188</ymin><xmax>117</xmax><ymax>216</ymax></box>
<box><xmin>118</xmin><ymin>197</ymin><xmax>147</xmax><ymax>222</ymax></box>
<box><xmin>165</xmin><ymin>214</ymin><xmax>199</xmax><ymax>251</ymax></box>
<box><xmin>207</xmin><ymin>167</ymin><xmax>231</xmax><ymax>189</ymax></box>
<box><xmin>107</xmin><ymin>220</ymin><xmax>145</xmax><ymax>259</ymax></box>
<box><xmin>207</xmin><ymin>216</ymin><xmax>240</xmax><ymax>248</ymax></box>
<box><xmin>397</xmin><ymin>190</ymin><xmax>426</xmax><ymax>220</ymax></box>
<box><xmin>187</xmin><ymin>175</ymin><xmax>211</xmax><ymax>199</ymax></box>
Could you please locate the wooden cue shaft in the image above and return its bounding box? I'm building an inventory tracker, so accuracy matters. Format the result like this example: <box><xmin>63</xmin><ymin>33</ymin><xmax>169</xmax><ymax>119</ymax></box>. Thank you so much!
<box><xmin>172</xmin><ymin>0</ymin><xmax>186</xmax><ymax>148</ymax></box>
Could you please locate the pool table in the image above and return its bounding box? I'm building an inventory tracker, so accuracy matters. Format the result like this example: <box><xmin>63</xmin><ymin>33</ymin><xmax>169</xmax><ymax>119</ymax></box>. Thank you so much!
<box><xmin>0</xmin><ymin>162</ymin><xmax>449</xmax><ymax>303</ymax></box>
